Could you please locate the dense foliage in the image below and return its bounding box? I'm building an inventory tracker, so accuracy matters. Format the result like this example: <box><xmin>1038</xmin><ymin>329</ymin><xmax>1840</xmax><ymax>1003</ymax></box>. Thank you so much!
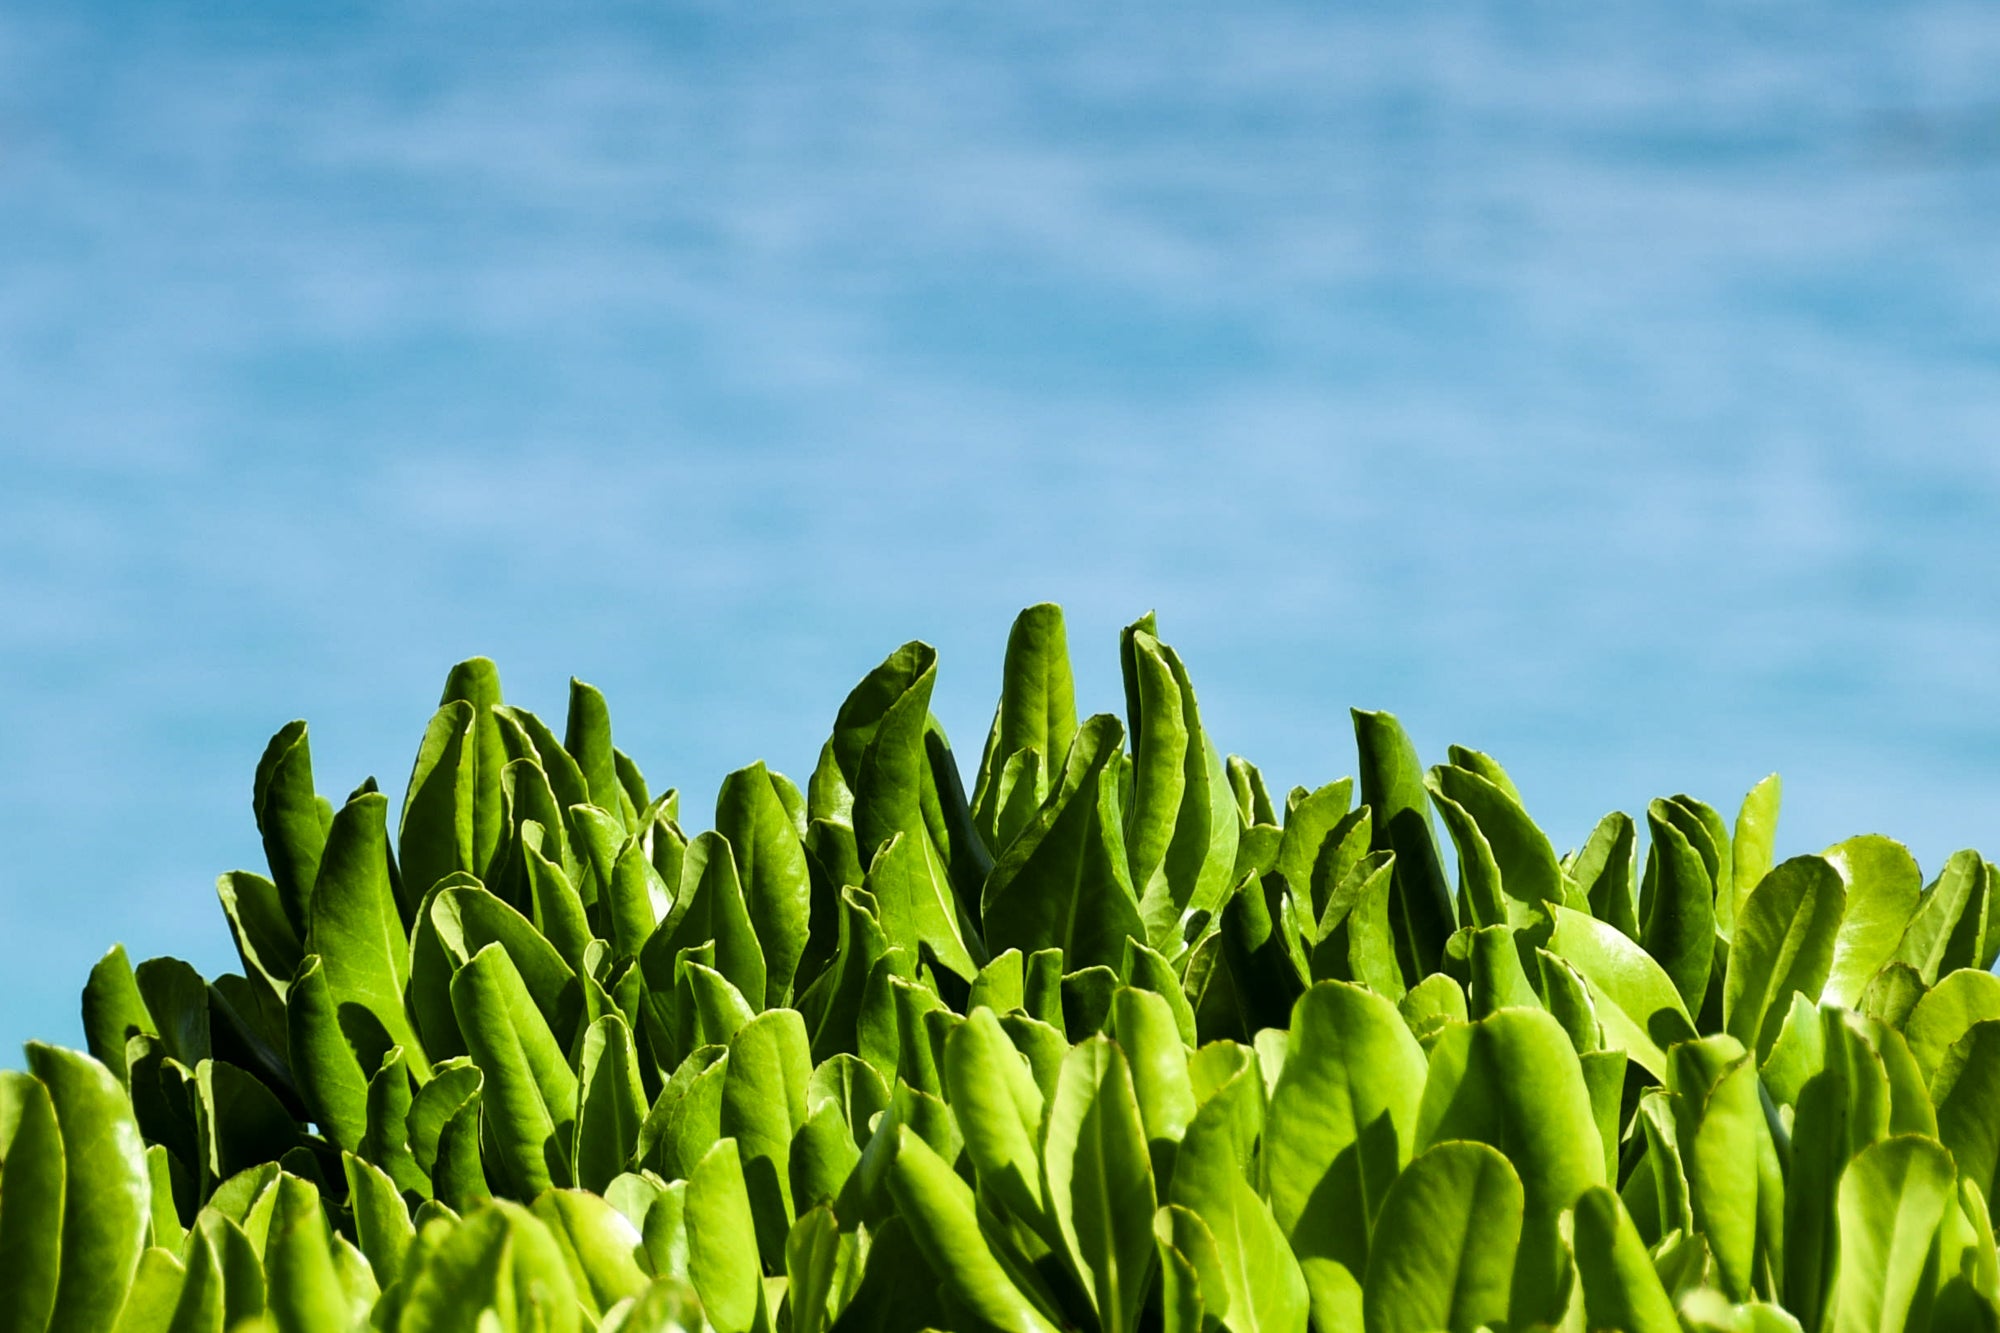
<box><xmin>5</xmin><ymin>604</ymin><xmax>2000</xmax><ymax>1332</ymax></box>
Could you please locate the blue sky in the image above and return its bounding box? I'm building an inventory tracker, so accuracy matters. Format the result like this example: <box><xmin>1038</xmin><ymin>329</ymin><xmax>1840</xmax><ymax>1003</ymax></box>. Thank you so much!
<box><xmin>4</xmin><ymin>2</ymin><xmax>2000</xmax><ymax>1058</ymax></box>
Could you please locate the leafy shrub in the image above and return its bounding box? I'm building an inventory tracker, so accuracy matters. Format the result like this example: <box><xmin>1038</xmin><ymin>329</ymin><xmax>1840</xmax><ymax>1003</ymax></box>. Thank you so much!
<box><xmin>5</xmin><ymin>603</ymin><xmax>1998</xmax><ymax>1331</ymax></box>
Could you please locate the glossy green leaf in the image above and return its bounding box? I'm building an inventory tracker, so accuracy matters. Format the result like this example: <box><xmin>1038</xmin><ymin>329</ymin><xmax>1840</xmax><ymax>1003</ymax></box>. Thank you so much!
<box><xmin>308</xmin><ymin>790</ymin><xmax>427</xmax><ymax>1078</ymax></box>
<box><xmin>1890</xmin><ymin>849</ymin><xmax>1984</xmax><ymax>985</ymax></box>
<box><xmin>566</xmin><ymin>679</ymin><xmax>629</xmax><ymax>834</ymax></box>
<box><xmin>264</xmin><ymin>1175</ymin><xmax>348</xmax><ymax>1333</ymax></box>
<box><xmin>887</xmin><ymin>1125</ymin><xmax>1061</xmax><ymax>1333</ymax></box>
<box><xmin>27</xmin><ymin>1044</ymin><xmax>150</xmax><ymax>1333</ymax></box>
<box><xmin>1352</xmin><ymin>709</ymin><xmax>1454</xmax><ymax>977</ymax></box>
<box><xmin>450</xmin><ymin>942</ymin><xmax>579</xmax><ymax>1197</ymax></box>
<box><xmin>1360</xmin><ymin>1140</ymin><xmax>1522</xmax><ymax>1333</ymax></box>
<box><xmin>1904</xmin><ymin>967</ymin><xmax>2000</xmax><ymax>1089</ymax></box>
<box><xmin>971</xmin><ymin>604</ymin><xmax>1078</xmax><ymax>854</ymax></box>
<box><xmin>1934</xmin><ymin>1021</ymin><xmax>2000</xmax><ymax>1218</ymax></box>
<box><xmin>1822</xmin><ymin>835</ymin><xmax>1923</xmax><ymax>1009</ymax></box>
<box><xmin>575</xmin><ymin>1014</ymin><xmax>648</xmax><ymax>1195</ymax></box>
<box><xmin>1273</xmin><ymin>780</ymin><xmax>1354</xmax><ymax>907</ymax></box>
<box><xmin>400</xmin><ymin>701</ymin><xmax>478</xmax><ymax>908</ymax></box>
<box><xmin>532</xmin><ymin>1189</ymin><xmax>650</xmax><ymax>1316</ymax></box>
<box><xmin>1044</xmin><ymin>1036</ymin><xmax>1157</xmax><ymax>1333</ymax></box>
<box><xmin>283</xmin><ymin>955</ymin><xmax>369</xmax><ymax>1154</ymax></box>
<box><xmin>397</xmin><ymin>1198</ymin><xmax>581</xmax><ymax>1333</ymax></box>
<box><xmin>1415</xmin><ymin>1007</ymin><xmax>1604</xmax><ymax>1324</ymax></box>
<box><xmin>716</xmin><ymin>762</ymin><xmax>813</xmax><ymax>1006</ymax></box>
<box><xmin>252</xmin><ymin>721</ymin><xmax>330</xmax><ymax>942</ymax></box>
<box><xmin>1169</xmin><ymin>1076</ymin><xmax>1309</xmax><ymax>1333</ymax></box>
<box><xmin>1572</xmin><ymin>1185</ymin><xmax>1680</xmax><ymax>1333</ymax></box>
<box><xmin>0</xmin><ymin>1070</ymin><xmax>65</xmax><ymax>1333</ymax></box>
<box><xmin>720</xmin><ymin>1009</ymin><xmax>812</xmax><ymax>1270</ymax></box>
<box><xmin>1546</xmin><ymin>904</ymin><xmax>1697</xmax><ymax>1080</ymax></box>
<box><xmin>685</xmin><ymin>1139</ymin><xmax>767</xmax><ymax>1333</ymax></box>
<box><xmin>1122</xmin><ymin>621</ymin><xmax>1239</xmax><ymax>951</ymax></box>
<box><xmin>943</xmin><ymin>1006</ymin><xmax>1046</xmax><ymax>1226</ymax></box>
<box><xmin>1569</xmin><ymin>810</ymin><xmax>1638</xmax><ymax>939</ymax></box>
<box><xmin>83</xmin><ymin>945</ymin><xmax>160</xmax><ymax>1084</ymax></box>
<box><xmin>1826</xmin><ymin>1135</ymin><xmax>1955</xmax><ymax>1333</ymax></box>
<box><xmin>785</xmin><ymin>1206</ymin><xmax>843</xmax><ymax>1333</ymax></box>
<box><xmin>1724</xmin><ymin>855</ymin><xmax>1846</xmax><ymax>1060</ymax></box>
<box><xmin>1733</xmin><ymin>774</ymin><xmax>1783</xmax><ymax>911</ymax></box>
<box><xmin>983</xmin><ymin>714</ymin><xmax>1147</xmax><ymax>972</ymax></box>
<box><xmin>649</xmin><ymin>832</ymin><xmax>767</xmax><ymax>1024</ymax></box>
<box><xmin>1643</xmin><ymin>801</ymin><xmax>1716</xmax><ymax>1016</ymax></box>
<box><xmin>1429</xmin><ymin>761</ymin><xmax>1569</xmax><ymax>927</ymax></box>
<box><xmin>1265</xmin><ymin>982</ymin><xmax>1426</xmax><ymax>1284</ymax></box>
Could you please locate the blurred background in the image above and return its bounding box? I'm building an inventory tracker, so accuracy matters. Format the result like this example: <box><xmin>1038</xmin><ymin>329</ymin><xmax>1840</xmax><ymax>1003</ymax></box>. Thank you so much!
<box><xmin>4</xmin><ymin>2</ymin><xmax>1999</xmax><ymax>1057</ymax></box>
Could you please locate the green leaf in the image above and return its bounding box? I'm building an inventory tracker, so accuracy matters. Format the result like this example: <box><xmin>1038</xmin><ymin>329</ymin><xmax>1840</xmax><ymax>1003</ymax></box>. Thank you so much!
<box><xmin>1668</xmin><ymin>1037</ymin><xmax>1765</xmax><ymax>1302</ymax></box>
<box><xmin>1904</xmin><ymin>969</ymin><xmax>2000</xmax><ymax>1088</ymax></box>
<box><xmin>309</xmin><ymin>790</ymin><xmax>428</xmax><ymax>1078</ymax></box>
<box><xmin>1572</xmin><ymin>1185</ymin><xmax>1680</xmax><ymax>1333</ymax></box>
<box><xmin>342</xmin><ymin>1151</ymin><xmax>414</xmax><ymax>1291</ymax></box>
<box><xmin>943</xmin><ymin>1007</ymin><xmax>1047</xmax><ymax>1227</ymax></box>
<box><xmin>26</xmin><ymin>1044</ymin><xmax>150</xmax><ymax>1333</ymax></box>
<box><xmin>285</xmin><ymin>953</ymin><xmax>371</xmax><ymax>1155</ymax></box>
<box><xmin>263</xmin><ymin>1175</ymin><xmax>348</xmax><ymax>1333</ymax></box>
<box><xmin>109</xmin><ymin>1246</ymin><xmax>185</xmax><ymax>1333</ymax></box>
<box><xmin>1733</xmin><ymin>773</ymin><xmax>1783</xmax><ymax>909</ymax></box>
<box><xmin>523</xmin><ymin>825</ymin><xmax>595</xmax><ymax>978</ymax></box>
<box><xmin>252</xmin><ymin>720</ymin><xmax>330</xmax><ymax>941</ymax></box>
<box><xmin>716</xmin><ymin>763</ymin><xmax>813</xmax><ymax>1006</ymax></box>
<box><xmin>1414</xmin><ymin>1007</ymin><xmax>1605</xmax><ymax>1324</ymax></box>
<box><xmin>1892</xmin><ymin>849</ymin><xmax>1987</xmax><ymax>985</ymax></box>
<box><xmin>1044</xmin><ymin>1036</ymin><xmax>1158</xmax><ymax>1333</ymax></box>
<box><xmin>83</xmin><ymin>945</ymin><xmax>159</xmax><ymax>1084</ymax></box>
<box><xmin>216</xmin><ymin>871</ymin><xmax>304</xmax><ymax>1002</ymax></box>
<box><xmin>397</xmin><ymin>1198</ymin><xmax>581</xmax><ymax>1333</ymax></box>
<box><xmin>0</xmin><ymin>1070</ymin><xmax>65</xmax><ymax>1333</ymax></box>
<box><xmin>1110</xmin><ymin>987</ymin><xmax>1197</xmax><ymax>1178</ymax></box>
<box><xmin>1273</xmin><ymin>781</ymin><xmax>1355</xmax><ymax>907</ymax></box>
<box><xmin>1822</xmin><ymin>835</ymin><xmax>1923</xmax><ymax>1009</ymax></box>
<box><xmin>1396</xmin><ymin>973</ymin><xmax>1467</xmax><ymax>1045</ymax></box>
<box><xmin>785</xmin><ymin>1206</ymin><xmax>843</xmax><ymax>1333</ymax></box>
<box><xmin>1429</xmin><ymin>761</ymin><xmax>1570</xmax><ymax>927</ymax></box>
<box><xmin>400</xmin><ymin>701</ymin><xmax>479</xmax><ymax>907</ymax></box>
<box><xmin>1643</xmin><ymin>801</ymin><xmax>1716</xmax><ymax>1016</ymax></box>
<box><xmin>983</xmin><ymin>714</ymin><xmax>1147</xmax><ymax>972</ymax></box>
<box><xmin>1220</xmin><ymin>875</ymin><xmax>1307</xmax><ymax>1033</ymax></box>
<box><xmin>1724</xmin><ymin>855</ymin><xmax>1846</xmax><ymax>1061</ymax></box>
<box><xmin>450</xmin><ymin>942</ymin><xmax>579</xmax><ymax>1197</ymax></box>
<box><xmin>887</xmin><ymin>1125</ymin><xmax>1061</xmax><ymax>1333</ymax></box>
<box><xmin>1265</xmin><ymin>982</ymin><xmax>1427</xmax><ymax>1284</ymax></box>
<box><xmin>863</xmin><ymin>829</ymin><xmax>978</xmax><ymax>987</ymax></box>
<box><xmin>1569</xmin><ymin>811</ymin><xmax>1638</xmax><ymax>939</ymax></box>
<box><xmin>687</xmin><ymin>1140</ymin><xmax>769</xmax><ymax>1333</ymax></box>
<box><xmin>575</xmin><ymin>1015</ymin><xmax>648</xmax><ymax>1195</ymax></box>
<box><xmin>831</xmin><ymin>643</ymin><xmax>981</xmax><ymax>979</ymax></box>
<box><xmin>1360</xmin><ymin>1140</ymin><xmax>1522</xmax><ymax>1333</ymax></box>
<box><xmin>1934</xmin><ymin>1021</ymin><xmax>2000</xmax><ymax>1221</ymax></box>
<box><xmin>971</xmin><ymin>604</ymin><xmax>1079</xmax><ymax>854</ymax></box>
<box><xmin>1546</xmin><ymin>904</ymin><xmax>1697</xmax><ymax>1081</ymax></box>
<box><xmin>720</xmin><ymin>1010</ymin><xmax>812</xmax><ymax>1271</ymax></box>
<box><xmin>1826</xmin><ymin>1135</ymin><xmax>1955</xmax><ymax>1333</ymax></box>
<box><xmin>164</xmin><ymin>1226</ymin><xmax>227</xmax><ymax>1333</ymax></box>
<box><xmin>532</xmin><ymin>1189</ymin><xmax>650</xmax><ymax>1316</ymax></box>
<box><xmin>650</xmin><ymin>832</ymin><xmax>768</xmax><ymax>1024</ymax></box>
<box><xmin>1168</xmin><ymin>1078</ymin><xmax>1309</xmax><ymax>1333</ymax></box>
<box><xmin>1786</xmin><ymin>1008</ymin><xmax>1894</xmax><ymax>1330</ymax></box>
<box><xmin>1352</xmin><ymin>710</ymin><xmax>1454</xmax><ymax>978</ymax></box>
<box><xmin>1122</xmin><ymin>622</ymin><xmax>1239</xmax><ymax>951</ymax></box>
<box><xmin>566</xmin><ymin>679</ymin><xmax>629</xmax><ymax>834</ymax></box>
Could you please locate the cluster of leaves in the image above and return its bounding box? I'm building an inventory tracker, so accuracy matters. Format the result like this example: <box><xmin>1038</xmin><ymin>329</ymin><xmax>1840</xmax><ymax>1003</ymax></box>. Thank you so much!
<box><xmin>7</xmin><ymin>604</ymin><xmax>2000</xmax><ymax>1332</ymax></box>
